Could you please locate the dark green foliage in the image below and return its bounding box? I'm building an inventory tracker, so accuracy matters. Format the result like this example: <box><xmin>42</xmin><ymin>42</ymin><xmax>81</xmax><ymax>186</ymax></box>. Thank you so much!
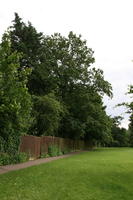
<box><xmin>28</xmin><ymin>31</ymin><xmax>112</xmax><ymax>98</ymax></box>
<box><xmin>10</xmin><ymin>152</ymin><xmax>29</xmax><ymax>164</ymax></box>
<box><xmin>129</xmin><ymin>113</ymin><xmax>133</xmax><ymax>146</ymax></box>
<box><xmin>109</xmin><ymin>116</ymin><xmax>129</xmax><ymax>147</ymax></box>
<box><xmin>59</xmin><ymin>86</ymin><xmax>112</xmax><ymax>143</ymax></box>
<box><xmin>127</xmin><ymin>86</ymin><xmax>133</xmax><ymax>146</ymax></box>
<box><xmin>48</xmin><ymin>145</ymin><xmax>62</xmax><ymax>157</ymax></box>
<box><xmin>62</xmin><ymin>147</ymin><xmax>71</xmax><ymax>154</ymax></box>
<box><xmin>0</xmin><ymin>153</ymin><xmax>10</xmax><ymax>165</ymax></box>
<box><xmin>10</xmin><ymin>13</ymin><xmax>43</xmax><ymax>70</ymax></box>
<box><xmin>117</xmin><ymin>86</ymin><xmax>133</xmax><ymax>147</ymax></box>
<box><xmin>29</xmin><ymin>93</ymin><xmax>64</xmax><ymax>136</ymax></box>
<box><xmin>36</xmin><ymin>32</ymin><xmax>112</xmax><ymax>141</ymax></box>
<box><xmin>40</xmin><ymin>153</ymin><xmax>50</xmax><ymax>158</ymax></box>
<box><xmin>0</xmin><ymin>33</ymin><xmax>32</xmax><ymax>154</ymax></box>
<box><xmin>0</xmin><ymin>13</ymin><xmax>113</xmax><ymax>149</ymax></box>
<box><xmin>0</xmin><ymin>152</ymin><xmax>28</xmax><ymax>166</ymax></box>
<box><xmin>111</xmin><ymin>127</ymin><xmax>129</xmax><ymax>147</ymax></box>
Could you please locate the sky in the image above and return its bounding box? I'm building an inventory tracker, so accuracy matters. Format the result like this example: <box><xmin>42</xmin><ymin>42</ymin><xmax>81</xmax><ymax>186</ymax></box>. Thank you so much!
<box><xmin>0</xmin><ymin>0</ymin><xmax>133</xmax><ymax>128</ymax></box>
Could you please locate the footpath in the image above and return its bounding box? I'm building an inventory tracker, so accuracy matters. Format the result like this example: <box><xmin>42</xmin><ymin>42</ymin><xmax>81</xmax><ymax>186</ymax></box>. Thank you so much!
<box><xmin>0</xmin><ymin>151</ymin><xmax>82</xmax><ymax>175</ymax></box>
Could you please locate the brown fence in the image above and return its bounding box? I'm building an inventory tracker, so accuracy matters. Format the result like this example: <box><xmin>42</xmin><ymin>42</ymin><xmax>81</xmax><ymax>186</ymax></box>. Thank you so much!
<box><xmin>19</xmin><ymin>135</ymin><xmax>41</xmax><ymax>158</ymax></box>
<box><xmin>20</xmin><ymin>135</ymin><xmax>91</xmax><ymax>159</ymax></box>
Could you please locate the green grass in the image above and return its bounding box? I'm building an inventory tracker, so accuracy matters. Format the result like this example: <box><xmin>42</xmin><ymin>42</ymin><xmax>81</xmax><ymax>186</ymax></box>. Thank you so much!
<box><xmin>1</xmin><ymin>148</ymin><xmax>133</xmax><ymax>200</ymax></box>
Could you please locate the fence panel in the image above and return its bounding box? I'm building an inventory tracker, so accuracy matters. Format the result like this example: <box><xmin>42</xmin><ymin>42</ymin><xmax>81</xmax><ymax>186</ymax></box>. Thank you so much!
<box><xmin>20</xmin><ymin>135</ymin><xmax>41</xmax><ymax>158</ymax></box>
<box><xmin>41</xmin><ymin>136</ymin><xmax>54</xmax><ymax>154</ymax></box>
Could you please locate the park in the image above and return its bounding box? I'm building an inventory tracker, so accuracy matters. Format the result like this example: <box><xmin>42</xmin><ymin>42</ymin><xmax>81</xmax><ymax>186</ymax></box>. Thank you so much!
<box><xmin>0</xmin><ymin>1</ymin><xmax>133</xmax><ymax>199</ymax></box>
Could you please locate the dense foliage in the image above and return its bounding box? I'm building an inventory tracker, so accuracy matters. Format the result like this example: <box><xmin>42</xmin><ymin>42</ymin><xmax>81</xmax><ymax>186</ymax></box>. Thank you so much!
<box><xmin>0</xmin><ymin>13</ymin><xmax>118</xmax><ymax>159</ymax></box>
<box><xmin>29</xmin><ymin>93</ymin><xmax>64</xmax><ymax>136</ymax></box>
<box><xmin>0</xmin><ymin>33</ymin><xmax>32</xmax><ymax>155</ymax></box>
<box><xmin>124</xmin><ymin>86</ymin><xmax>133</xmax><ymax>146</ymax></box>
<box><xmin>109</xmin><ymin>116</ymin><xmax>129</xmax><ymax>147</ymax></box>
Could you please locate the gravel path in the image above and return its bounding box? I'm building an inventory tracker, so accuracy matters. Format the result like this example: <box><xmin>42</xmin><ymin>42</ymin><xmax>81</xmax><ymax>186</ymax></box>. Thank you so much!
<box><xmin>0</xmin><ymin>151</ymin><xmax>83</xmax><ymax>175</ymax></box>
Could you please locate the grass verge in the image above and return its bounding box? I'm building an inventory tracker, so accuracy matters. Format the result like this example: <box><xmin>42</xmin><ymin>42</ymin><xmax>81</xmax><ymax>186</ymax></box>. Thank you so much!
<box><xmin>1</xmin><ymin>148</ymin><xmax>133</xmax><ymax>200</ymax></box>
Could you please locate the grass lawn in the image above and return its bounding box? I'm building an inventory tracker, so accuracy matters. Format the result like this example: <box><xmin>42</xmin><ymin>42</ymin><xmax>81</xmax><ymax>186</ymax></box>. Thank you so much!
<box><xmin>1</xmin><ymin>148</ymin><xmax>133</xmax><ymax>200</ymax></box>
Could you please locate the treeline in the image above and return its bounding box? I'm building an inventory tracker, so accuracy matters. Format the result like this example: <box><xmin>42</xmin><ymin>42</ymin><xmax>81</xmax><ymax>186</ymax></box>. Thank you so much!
<box><xmin>0</xmin><ymin>13</ymin><xmax>131</xmax><ymax>157</ymax></box>
<box><xmin>120</xmin><ymin>86</ymin><xmax>133</xmax><ymax>147</ymax></box>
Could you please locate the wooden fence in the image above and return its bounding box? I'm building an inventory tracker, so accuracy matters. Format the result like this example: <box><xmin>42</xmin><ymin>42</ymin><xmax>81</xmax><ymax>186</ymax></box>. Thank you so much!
<box><xmin>20</xmin><ymin>135</ymin><xmax>91</xmax><ymax>159</ymax></box>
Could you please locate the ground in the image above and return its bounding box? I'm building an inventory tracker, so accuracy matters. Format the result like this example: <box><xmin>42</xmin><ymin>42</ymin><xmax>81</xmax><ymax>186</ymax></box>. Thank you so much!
<box><xmin>0</xmin><ymin>148</ymin><xmax>133</xmax><ymax>200</ymax></box>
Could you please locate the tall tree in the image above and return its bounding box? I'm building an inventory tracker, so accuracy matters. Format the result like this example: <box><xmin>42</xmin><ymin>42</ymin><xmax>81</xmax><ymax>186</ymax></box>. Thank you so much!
<box><xmin>126</xmin><ymin>86</ymin><xmax>133</xmax><ymax>146</ymax></box>
<box><xmin>0</xmin><ymin>33</ymin><xmax>32</xmax><ymax>154</ymax></box>
<box><xmin>110</xmin><ymin>116</ymin><xmax>129</xmax><ymax>147</ymax></box>
<box><xmin>8</xmin><ymin>14</ymin><xmax>113</xmax><ymax>142</ymax></box>
<box><xmin>28</xmin><ymin>32</ymin><xmax>112</xmax><ymax>97</ymax></box>
<box><xmin>10</xmin><ymin>13</ymin><xmax>43</xmax><ymax>69</ymax></box>
<box><xmin>59</xmin><ymin>85</ymin><xmax>112</xmax><ymax>142</ymax></box>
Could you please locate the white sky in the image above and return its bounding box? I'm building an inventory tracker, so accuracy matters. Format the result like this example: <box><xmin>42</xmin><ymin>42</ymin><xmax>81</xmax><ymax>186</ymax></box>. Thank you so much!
<box><xmin>0</xmin><ymin>0</ymin><xmax>133</xmax><ymax>128</ymax></box>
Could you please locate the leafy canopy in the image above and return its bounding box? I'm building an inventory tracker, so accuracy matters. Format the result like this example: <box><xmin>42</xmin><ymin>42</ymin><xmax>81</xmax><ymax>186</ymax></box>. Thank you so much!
<box><xmin>0</xmin><ymin>33</ymin><xmax>32</xmax><ymax>153</ymax></box>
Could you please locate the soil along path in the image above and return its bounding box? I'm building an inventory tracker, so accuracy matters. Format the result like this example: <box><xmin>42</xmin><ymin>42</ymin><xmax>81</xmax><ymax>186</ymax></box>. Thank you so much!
<box><xmin>0</xmin><ymin>151</ymin><xmax>83</xmax><ymax>175</ymax></box>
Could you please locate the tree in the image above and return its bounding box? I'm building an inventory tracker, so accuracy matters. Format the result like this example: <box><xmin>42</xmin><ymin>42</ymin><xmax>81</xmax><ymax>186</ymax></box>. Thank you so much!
<box><xmin>127</xmin><ymin>94</ymin><xmax>133</xmax><ymax>146</ymax></box>
<box><xmin>28</xmin><ymin>31</ymin><xmax>113</xmax><ymax>140</ymax></box>
<box><xmin>110</xmin><ymin>116</ymin><xmax>129</xmax><ymax>147</ymax></box>
<box><xmin>8</xmin><ymin>13</ymin><xmax>113</xmax><ymax>142</ymax></box>
<box><xmin>0</xmin><ymin>33</ymin><xmax>32</xmax><ymax>154</ymax></box>
<box><xmin>10</xmin><ymin>13</ymin><xmax>43</xmax><ymax>70</ymax></box>
<box><xmin>117</xmin><ymin>85</ymin><xmax>133</xmax><ymax>146</ymax></box>
<box><xmin>28</xmin><ymin>32</ymin><xmax>112</xmax><ymax>98</ymax></box>
<box><xmin>58</xmin><ymin>84</ymin><xmax>112</xmax><ymax>143</ymax></box>
<box><xmin>29</xmin><ymin>93</ymin><xmax>64</xmax><ymax>136</ymax></box>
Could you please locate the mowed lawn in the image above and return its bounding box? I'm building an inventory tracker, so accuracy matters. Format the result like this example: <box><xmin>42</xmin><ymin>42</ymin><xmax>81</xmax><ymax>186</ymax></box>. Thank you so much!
<box><xmin>1</xmin><ymin>148</ymin><xmax>133</xmax><ymax>200</ymax></box>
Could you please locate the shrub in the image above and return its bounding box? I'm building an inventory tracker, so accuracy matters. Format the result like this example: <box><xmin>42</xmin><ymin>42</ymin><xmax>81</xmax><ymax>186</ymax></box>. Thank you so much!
<box><xmin>57</xmin><ymin>151</ymin><xmax>63</xmax><ymax>156</ymax></box>
<box><xmin>0</xmin><ymin>153</ymin><xmax>11</xmax><ymax>165</ymax></box>
<box><xmin>48</xmin><ymin>145</ymin><xmax>63</xmax><ymax>157</ymax></box>
<box><xmin>48</xmin><ymin>145</ymin><xmax>58</xmax><ymax>157</ymax></box>
<box><xmin>40</xmin><ymin>153</ymin><xmax>50</xmax><ymax>158</ymax></box>
<box><xmin>62</xmin><ymin>148</ymin><xmax>71</xmax><ymax>154</ymax></box>
<box><xmin>11</xmin><ymin>152</ymin><xmax>29</xmax><ymax>164</ymax></box>
<box><xmin>0</xmin><ymin>152</ymin><xmax>29</xmax><ymax>166</ymax></box>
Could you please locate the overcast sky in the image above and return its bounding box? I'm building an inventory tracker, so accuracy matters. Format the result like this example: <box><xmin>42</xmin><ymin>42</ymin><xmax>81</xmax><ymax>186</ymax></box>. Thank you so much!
<box><xmin>0</xmin><ymin>0</ymin><xmax>133</xmax><ymax>128</ymax></box>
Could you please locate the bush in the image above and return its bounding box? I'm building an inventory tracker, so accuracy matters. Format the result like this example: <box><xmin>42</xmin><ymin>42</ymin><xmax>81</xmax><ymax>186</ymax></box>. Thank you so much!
<box><xmin>11</xmin><ymin>152</ymin><xmax>29</xmax><ymax>164</ymax></box>
<box><xmin>0</xmin><ymin>137</ymin><xmax>5</xmax><ymax>153</ymax></box>
<box><xmin>40</xmin><ymin>153</ymin><xmax>50</xmax><ymax>158</ymax></box>
<box><xmin>0</xmin><ymin>153</ymin><xmax>11</xmax><ymax>165</ymax></box>
<box><xmin>48</xmin><ymin>145</ymin><xmax>63</xmax><ymax>157</ymax></box>
<box><xmin>48</xmin><ymin>145</ymin><xmax>58</xmax><ymax>157</ymax></box>
<box><xmin>62</xmin><ymin>148</ymin><xmax>71</xmax><ymax>154</ymax></box>
<box><xmin>57</xmin><ymin>151</ymin><xmax>63</xmax><ymax>156</ymax></box>
<box><xmin>0</xmin><ymin>152</ymin><xmax>29</xmax><ymax>166</ymax></box>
